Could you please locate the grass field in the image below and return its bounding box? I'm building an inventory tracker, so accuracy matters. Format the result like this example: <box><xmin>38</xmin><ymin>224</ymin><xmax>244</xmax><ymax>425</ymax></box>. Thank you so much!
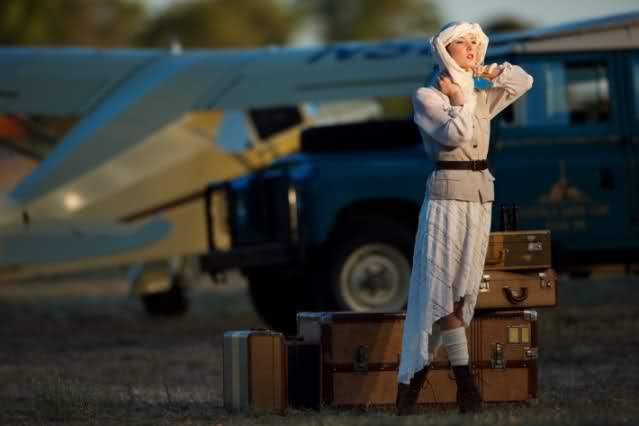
<box><xmin>0</xmin><ymin>270</ymin><xmax>638</xmax><ymax>425</ymax></box>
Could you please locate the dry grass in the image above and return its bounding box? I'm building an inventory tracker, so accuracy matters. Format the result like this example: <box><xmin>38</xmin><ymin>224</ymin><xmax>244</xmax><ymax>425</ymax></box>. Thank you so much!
<box><xmin>0</xmin><ymin>270</ymin><xmax>638</xmax><ymax>425</ymax></box>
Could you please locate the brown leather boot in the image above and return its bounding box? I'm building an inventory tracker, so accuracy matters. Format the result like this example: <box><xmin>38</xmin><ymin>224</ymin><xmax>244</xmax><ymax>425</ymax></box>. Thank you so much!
<box><xmin>452</xmin><ymin>365</ymin><xmax>481</xmax><ymax>414</ymax></box>
<box><xmin>396</xmin><ymin>365</ymin><xmax>430</xmax><ymax>416</ymax></box>
<box><xmin>396</xmin><ymin>382</ymin><xmax>413</xmax><ymax>416</ymax></box>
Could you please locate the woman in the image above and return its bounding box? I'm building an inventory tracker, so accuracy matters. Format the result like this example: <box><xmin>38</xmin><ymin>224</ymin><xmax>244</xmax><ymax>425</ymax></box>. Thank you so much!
<box><xmin>396</xmin><ymin>21</ymin><xmax>533</xmax><ymax>415</ymax></box>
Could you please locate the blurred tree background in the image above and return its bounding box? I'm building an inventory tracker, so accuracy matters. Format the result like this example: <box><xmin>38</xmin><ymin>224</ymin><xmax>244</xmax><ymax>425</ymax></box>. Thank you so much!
<box><xmin>0</xmin><ymin>0</ymin><xmax>443</xmax><ymax>47</ymax></box>
<box><xmin>302</xmin><ymin>0</ymin><xmax>440</xmax><ymax>42</ymax></box>
<box><xmin>0</xmin><ymin>0</ymin><xmax>146</xmax><ymax>46</ymax></box>
<box><xmin>139</xmin><ymin>0</ymin><xmax>301</xmax><ymax>48</ymax></box>
<box><xmin>0</xmin><ymin>0</ymin><xmax>536</xmax><ymax>49</ymax></box>
<box><xmin>483</xmin><ymin>16</ymin><xmax>535</xmax><ymax>33</ymax></box>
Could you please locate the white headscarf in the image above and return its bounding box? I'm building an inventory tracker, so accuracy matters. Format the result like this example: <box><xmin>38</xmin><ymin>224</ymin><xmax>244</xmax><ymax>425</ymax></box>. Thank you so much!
<box><xmin>430</xmin><ymin>21</ymin><xmax>489</xmax><ymax>111</ymax></box>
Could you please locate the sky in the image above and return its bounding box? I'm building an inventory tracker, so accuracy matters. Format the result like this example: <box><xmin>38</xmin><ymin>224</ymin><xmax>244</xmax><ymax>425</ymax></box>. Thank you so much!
<box><xmin>440</xmin><ymin>0</ymin><xmax>639</xmax><ymax>28</ymax></box>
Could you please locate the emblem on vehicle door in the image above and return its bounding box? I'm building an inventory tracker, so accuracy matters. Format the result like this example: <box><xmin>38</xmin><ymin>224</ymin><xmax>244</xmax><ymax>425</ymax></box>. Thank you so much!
<box><xmin>539</xmin><ymin>161</ymin><xmax>590</xmax><ymax>204</ymax></box>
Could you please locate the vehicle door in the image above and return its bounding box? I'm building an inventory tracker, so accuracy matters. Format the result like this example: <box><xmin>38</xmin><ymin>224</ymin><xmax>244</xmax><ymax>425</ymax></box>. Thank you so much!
<box><xmin>489</xmin><ymin>52</ymin><xmax>632</xmax><ymax>253</ymax></box>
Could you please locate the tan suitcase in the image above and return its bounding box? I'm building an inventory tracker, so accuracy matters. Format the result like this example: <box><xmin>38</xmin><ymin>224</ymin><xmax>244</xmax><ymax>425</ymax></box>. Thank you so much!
<box><xmin>486</xmin><ymin>230</ymin><xmax>552</xmax><ymax>270</ymax></box>
<box><xmin>476</xmin><ymin>268</ymin><xmax>558</xmax><ymax>309</ymax></box>
<box><xmin>223</xmin><ymin>330</ymin><xmax>287</xmax><ymax>413</ymax></box>
<box><xmin>297</xmin><ymin>310</ymin><xmax>538</xmax><ymax>408</ymax></box>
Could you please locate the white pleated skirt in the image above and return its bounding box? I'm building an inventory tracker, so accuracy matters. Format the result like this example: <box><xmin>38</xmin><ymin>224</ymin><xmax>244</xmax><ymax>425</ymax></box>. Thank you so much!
<box><xmin>397</xmin><ymin>193</ymin><xmax>492</xmax><ymax>384</ymax></box>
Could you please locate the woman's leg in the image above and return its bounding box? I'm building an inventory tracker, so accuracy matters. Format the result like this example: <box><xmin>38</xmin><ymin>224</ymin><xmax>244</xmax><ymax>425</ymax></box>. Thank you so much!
<box><xmin>439</xmin><ymin>300</ymin><xmax>465</xmax><ymax>331</ymax></box>
<box><xmin>439</xmin><ymin>300</ymin><xmax>470</xmax><ymax>368</ymax></box>
<box><xmin>439</xmin><ymin>299</ymin><xmax>481</xmax><ymax>413</ymax></box>
<box><xmin>396</xmin><ymin>325</ymin><xmax>441</xmax><ymax>416</ymax></box>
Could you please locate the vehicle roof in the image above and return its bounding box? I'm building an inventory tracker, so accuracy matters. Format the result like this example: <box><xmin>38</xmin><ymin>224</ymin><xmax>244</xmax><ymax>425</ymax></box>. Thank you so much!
<box><xmin>487</xmin><ymin>11</ymin><xmax>639</xmax><ymax>55</ymax></box>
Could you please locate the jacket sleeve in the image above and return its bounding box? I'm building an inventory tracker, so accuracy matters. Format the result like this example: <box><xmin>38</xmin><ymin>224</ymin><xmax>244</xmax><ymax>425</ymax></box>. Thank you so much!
<box><xmin>485</xmin><ymin>62</ymin><xmax>534</xmax><ymax>119</ymax></box>
<box><xmin>412</xmin><ymin>87</ymin><xmax>474</xmax><ymax>147</ymax></box>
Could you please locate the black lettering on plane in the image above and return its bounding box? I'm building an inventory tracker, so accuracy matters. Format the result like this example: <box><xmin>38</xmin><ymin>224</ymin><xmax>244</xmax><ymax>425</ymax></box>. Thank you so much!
<box><xmin>365</xmin><ymin>42</ymin><xmax>412</xmax><ymax>59</ymax></box>
<box><xmin>307</xmin><ymin>46</ymin><xmax>366</xmax><ymax>64</ymax></box>
<box><xmin>307</xmin><ymin>41</ymin><xmax>430</xmax><ymax>64</ymax></box>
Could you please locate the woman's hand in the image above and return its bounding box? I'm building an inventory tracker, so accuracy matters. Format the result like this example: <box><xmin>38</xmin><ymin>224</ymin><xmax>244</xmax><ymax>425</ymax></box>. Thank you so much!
<box><xmin>474</xmin><ymin>63</ymin><xmax>504</xmax><ymax>80</ymax></box>
<box><xmin>437</xmin><ymin>72</ymin><xmax>464</xmax><ymax>106</ymax></box>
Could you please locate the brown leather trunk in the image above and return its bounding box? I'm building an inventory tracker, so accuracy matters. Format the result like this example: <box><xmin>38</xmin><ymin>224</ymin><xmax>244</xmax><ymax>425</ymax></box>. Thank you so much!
<box><xmin>223</xmin><ymin>330</ymin><xmax>288</xmax><ymax>413</ymax></box>
<box><xmin>297</xmin><ymin>311</ymin><xmax>537</xmax><ymax>408</ymax></box>
<box><xmin>476</xmin><ymin>268</ymin><xmax>558</xmax><ymax>309</ymax></box>
<box><xmin>486</xmin><ymin>231</ymin><xmax>552</xmax><ymax>270</ymax></box>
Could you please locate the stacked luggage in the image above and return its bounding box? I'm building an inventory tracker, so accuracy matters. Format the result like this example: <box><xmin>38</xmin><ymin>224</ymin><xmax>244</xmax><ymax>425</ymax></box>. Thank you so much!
<box><xmin>223</xmin><ymin>204</ymin><xmax>557</xmax><ymax>413</ymax></box>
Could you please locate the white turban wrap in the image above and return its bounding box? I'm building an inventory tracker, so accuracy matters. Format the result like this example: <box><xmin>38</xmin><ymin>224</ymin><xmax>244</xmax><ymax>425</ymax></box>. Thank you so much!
<box><xmin>430</xmin><ymin>21</ymin><xmax>489</xmax><ymax>111</ymax></box>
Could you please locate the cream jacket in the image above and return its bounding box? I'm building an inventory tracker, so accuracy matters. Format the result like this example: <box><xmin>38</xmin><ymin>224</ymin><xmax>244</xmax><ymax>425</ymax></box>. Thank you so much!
<box><xmin>413</xmin><ymin>62</ymin><xmax>533</xmax><ymax>203</ymax></box>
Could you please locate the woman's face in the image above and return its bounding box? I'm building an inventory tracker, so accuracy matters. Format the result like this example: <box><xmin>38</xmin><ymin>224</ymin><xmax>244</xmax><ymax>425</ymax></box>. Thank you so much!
<box><xmin>446</xmin><ymin>33</ymin><xmax>479</xmax><ymax>70</ymax></box>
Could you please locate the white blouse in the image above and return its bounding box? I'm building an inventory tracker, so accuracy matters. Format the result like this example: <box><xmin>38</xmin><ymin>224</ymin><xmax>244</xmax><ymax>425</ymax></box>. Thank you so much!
<box><xmin>412</xmin><ymin>62</ymin><xmax>534</xmax><ymax>148</ymax></box>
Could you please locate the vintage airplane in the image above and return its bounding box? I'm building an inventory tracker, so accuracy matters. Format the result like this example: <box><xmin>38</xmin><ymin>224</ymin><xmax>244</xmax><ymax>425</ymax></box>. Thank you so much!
<box><xmin>0</xmin><ymin>33</ymin><xmax>434</xmax><ymax>310</ymax></box>
<box><xmin>1</xmin><ymin>11</ymin><xmax>638</xmax><ymax>313</ymax></box>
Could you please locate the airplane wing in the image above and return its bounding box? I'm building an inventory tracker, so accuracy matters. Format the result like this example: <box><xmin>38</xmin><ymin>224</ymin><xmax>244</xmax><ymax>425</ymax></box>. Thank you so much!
<box><xmin>0</xmin><ymin>193</ymin><xmax>22</xmax><ymax>225</ymax></box>
<box><xmin>0</xmin><ymin>40</ymin><xmax>433</xmax><ymax>279</ymax></box>
<box><xmin>0</xmin><ymin>48</ymin><xmax>159</xmax><ymax>116</ymax></box>
<box><xmin>0</xmin><ymin>216</ymin><xmax>171</xmax><ymax>276</ymax></box>
<box><xmin>1</xmin><ymin>42</ymin><xmax>431</xmax><ymax>114</ymax></box>
<box><xmin>1</xmin><ymin>41</ymin><xmax>432</xmax><ymax>208</ymax></box>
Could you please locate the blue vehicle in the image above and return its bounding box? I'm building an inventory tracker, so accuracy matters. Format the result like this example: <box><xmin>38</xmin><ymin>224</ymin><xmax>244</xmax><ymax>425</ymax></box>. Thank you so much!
<box><xmin>201</xmin><ymin>13</ymin><xmax>639</xmax><ymax>332</ymax></box>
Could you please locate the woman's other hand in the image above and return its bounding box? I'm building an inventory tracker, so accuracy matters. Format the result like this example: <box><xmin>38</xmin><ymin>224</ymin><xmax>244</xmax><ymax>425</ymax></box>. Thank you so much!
<box><xmin>437</xmin><ymin>72</ymin><xmax>464</xmax><ymax>106</ymax></box>
<box><xmin>474</xmin><ymin>63</ymin><xmax>504</xmax><ymax>80</ymax></box>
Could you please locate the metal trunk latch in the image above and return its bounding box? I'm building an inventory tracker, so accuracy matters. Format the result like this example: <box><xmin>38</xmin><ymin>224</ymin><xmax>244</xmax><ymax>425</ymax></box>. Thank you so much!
<box><xmin>528</xmin><ymin>242</ymin><xmax>543</xmax><ymax>252</ymax></box>
<box><xmin>538</xmin><ymin>271</ymin><xmax>552</xmax><ymax>288</ymax></box>
<box><xmin>491</xmin><ymin>342</ymin><xmax>506</xmax><ymax>369</ymax></box>
<box><xmin>480</xmin><ymin>274</ymin><xmax>491</xmax><ymax>292</ymax></box>
<box><xmin>353</xmin><ymin>345</ymin><xmax>369</xmax><ymax>372</ymax></box>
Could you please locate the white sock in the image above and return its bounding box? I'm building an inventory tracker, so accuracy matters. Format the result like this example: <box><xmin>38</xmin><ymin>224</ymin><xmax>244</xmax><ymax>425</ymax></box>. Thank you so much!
<box><xmin>441</xmin><ymin>327</ymin><xmax>469</xmax><ymax>366</ymax></box>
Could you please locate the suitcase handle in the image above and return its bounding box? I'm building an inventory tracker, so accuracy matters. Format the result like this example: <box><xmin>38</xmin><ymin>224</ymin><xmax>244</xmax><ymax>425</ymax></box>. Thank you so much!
<box><xmin>485</xmin><ymin>249</ymin><xmax>506</xmax><ymax>265</ymax></box>
<box><xmin>503</xmin><ymin>286</ymin><xmax>528</xmax><ymax>304</ymax></box>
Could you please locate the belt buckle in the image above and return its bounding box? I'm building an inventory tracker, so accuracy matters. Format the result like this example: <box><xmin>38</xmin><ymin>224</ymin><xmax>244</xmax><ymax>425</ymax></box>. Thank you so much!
<box><xmin>471</xmin><ymin>160</ymin><xmax>479</xmax><ymax>171</ymax></box>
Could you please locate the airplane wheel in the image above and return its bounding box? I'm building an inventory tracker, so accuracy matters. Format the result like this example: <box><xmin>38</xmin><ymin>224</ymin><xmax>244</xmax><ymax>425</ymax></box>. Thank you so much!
<box><xmin>142</xmin><ymin>276</ymin><xmax>190</xmax><ymax>316</ymax></box>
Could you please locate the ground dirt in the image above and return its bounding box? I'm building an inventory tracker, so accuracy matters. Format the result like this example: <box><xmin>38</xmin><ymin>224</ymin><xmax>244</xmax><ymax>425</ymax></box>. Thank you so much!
<box><xmin>0</xmin><ymin>270</ymin><xmax>638</xmax><ymax>425</ymax></box>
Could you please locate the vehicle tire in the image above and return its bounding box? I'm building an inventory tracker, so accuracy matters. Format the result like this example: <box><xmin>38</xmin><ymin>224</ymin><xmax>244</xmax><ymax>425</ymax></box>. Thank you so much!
<box><xmin>247</xmin><ymin>270</ymin><xmax>314</xmax><ymax>335</ymax></box>
<box><xmin>323</xmin><ymin>216</ymin><xmax>414</xmax><ymax>312</ymax></box>
<box><xmin>142</xmin><ymin>276</ymin><xmax>190</xmax><ymax>316</ymax></box>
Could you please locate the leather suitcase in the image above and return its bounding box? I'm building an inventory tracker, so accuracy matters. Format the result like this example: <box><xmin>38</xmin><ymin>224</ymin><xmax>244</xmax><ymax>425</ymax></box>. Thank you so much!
<box><xmin>476</xmin><ymin>268</ymin><xmax>558</xmax><ymax>310</ymax></box>
<box><xmin>297</xmin><ymin>310</ymin><xmax>538</xmax><ymax>408</ymax></box>
<box><xmin>486</xmin><ymin>230</ymin><xmax>552</xmax><ymax>270</ymax></box>
<box><xmin>223</xmin><ymin>330</ymin><xmax>287</xmax><ymax>413</ymax></box>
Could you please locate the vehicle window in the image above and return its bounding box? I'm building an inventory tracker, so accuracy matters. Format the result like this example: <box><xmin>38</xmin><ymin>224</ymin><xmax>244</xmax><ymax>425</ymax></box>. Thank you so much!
<box><xmin>248</xmin><ymin>106</ymin><xmax>303</xmax><ymax>140</ymax></box>
<box><xmin>501</xmin><ymin>60</ymin><xmax>610</xmax><ymax>128</ymax></box>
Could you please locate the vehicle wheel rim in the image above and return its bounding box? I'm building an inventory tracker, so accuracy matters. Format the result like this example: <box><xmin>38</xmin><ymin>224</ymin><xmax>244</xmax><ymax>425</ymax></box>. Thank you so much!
<box><xmin>337</xmin><ymin>243</ymin><xmax>410</xmax><ymax>311</ymax></box>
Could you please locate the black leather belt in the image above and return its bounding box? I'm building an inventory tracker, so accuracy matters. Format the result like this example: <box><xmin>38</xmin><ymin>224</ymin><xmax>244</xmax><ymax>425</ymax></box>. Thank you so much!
<box><xmin>435</xmin><ymin>160</ymin><xmax>488</xmax><ymax>171</ymax></box>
